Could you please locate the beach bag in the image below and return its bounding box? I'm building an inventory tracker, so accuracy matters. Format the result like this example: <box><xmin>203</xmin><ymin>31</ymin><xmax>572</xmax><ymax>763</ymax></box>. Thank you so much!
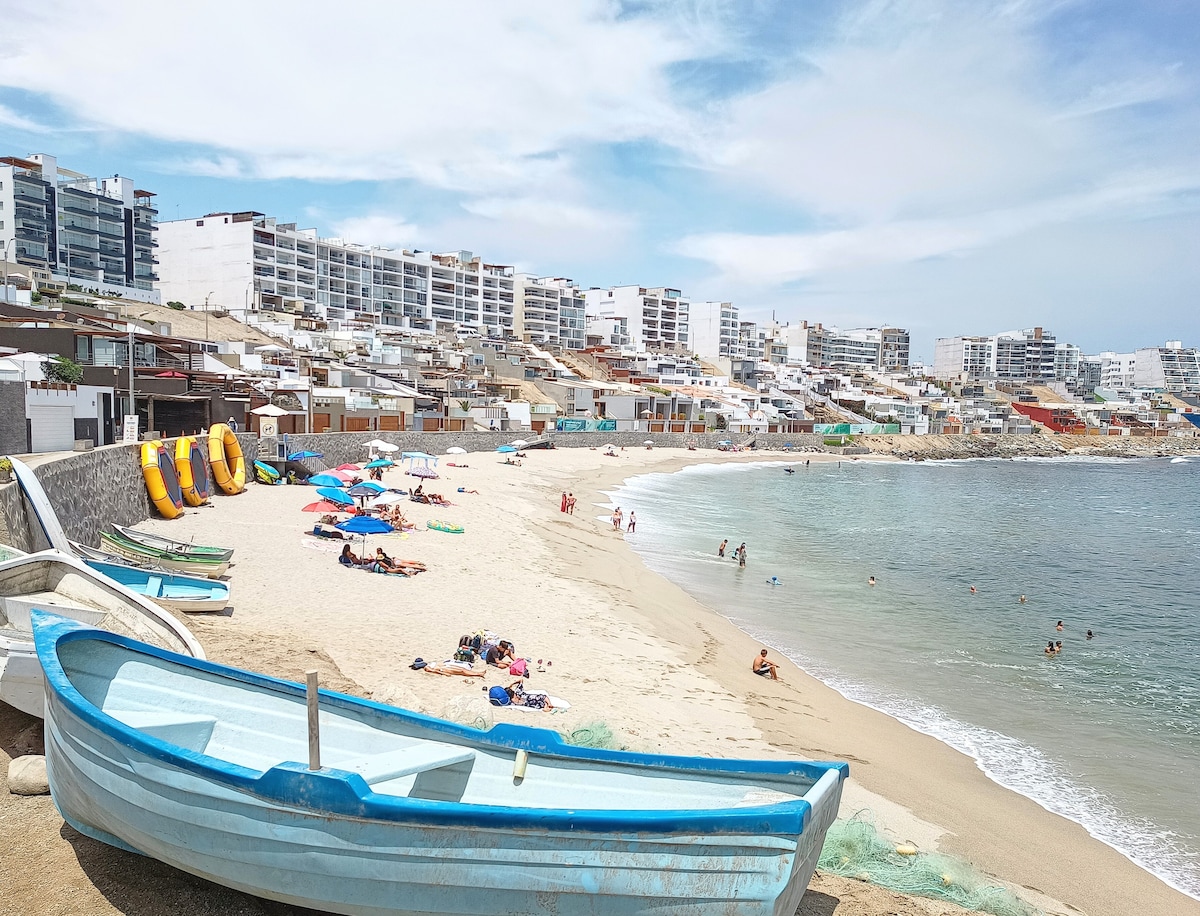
<box><xmin>509</xmin><ymin>658</ymin><xmax>527</xmax><ymax>677</ymax></box>
<box><xmin>488</xmin><ymin>686</ymin><xmax>510</xmax><ymax>706</ymax></box>
<box><xmin>454</xmin><ymin>647</ymin><xmax>475</xmax><ymax>663</ymax></box>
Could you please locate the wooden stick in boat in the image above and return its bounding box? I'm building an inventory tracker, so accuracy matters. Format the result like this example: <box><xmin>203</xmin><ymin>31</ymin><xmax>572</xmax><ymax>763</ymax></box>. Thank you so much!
<box><xmin>306</xmin><ymin>670</ymin><xmax>321</xmax><ymax>771</ymax></box>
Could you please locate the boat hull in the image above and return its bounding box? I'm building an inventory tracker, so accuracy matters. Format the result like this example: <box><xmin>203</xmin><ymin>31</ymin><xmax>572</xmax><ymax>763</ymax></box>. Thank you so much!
<box><xmin>0</xmin><ymin>553</ymin><xmax>204</xmax><ymax>716</ymax></box>
<box><xmin>111</xmin><ymin>524</ymin><xmax>234</xmax><ymax>562</ymax></box>
<box><xmin>35</xmin><ymin>616</ymin><xmax>844</xmax><ymax>916</ymax></box>
<box><xmin>98</xmin><ymin>533</ymin><xmax>229</xmax><ymax>579</ymax></box>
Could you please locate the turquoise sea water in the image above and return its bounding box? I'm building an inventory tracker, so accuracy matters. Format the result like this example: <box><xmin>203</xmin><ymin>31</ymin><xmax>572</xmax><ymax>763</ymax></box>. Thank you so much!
<box><xmin>610</xmin><ymin>456</ymin><xmax>1200</xmax><ymax>900</ymax></box>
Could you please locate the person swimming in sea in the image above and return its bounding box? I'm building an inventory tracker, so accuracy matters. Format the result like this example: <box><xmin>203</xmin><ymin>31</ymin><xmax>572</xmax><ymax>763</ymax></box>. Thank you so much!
<box><xmin>1087</xmin><ymin>629</ymin><xmax>1094</xmax><ymax>639</ymax></box>
<box><xmin>1056</xmin><ymin>620</ymin><xmax>1064</xmax><ymax>631</ymax></box>
<box><xmin>868</xmin><ymin>576</ymin><xmax>876</xmax><ymax>586</ymax></box>
<box><xmin>1044</xmin><ymin>640</ymin><xmax>1056</xmax><ymax>656</ymax></box>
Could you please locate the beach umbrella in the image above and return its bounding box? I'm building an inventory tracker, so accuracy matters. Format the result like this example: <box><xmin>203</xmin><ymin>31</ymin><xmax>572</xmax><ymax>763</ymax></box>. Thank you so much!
<box><xmin>315</xmin><ymin>487</ymin><xmax>354</xmax><ymax>506</ymax></box>
<box><xmin>409</xmin><ymin>466</ymin><xmax>439</xmax><ymax>479</ymax></box>
<box><xmin>602</xmin><ymin>444</ymin><xmax>615</xmax><ymax>450</ymax></box>
<box><xmin>251</xmin><ymin>403</ymin><xmax>290</xmax><ymax>417</ymax></box>
<box><xmin>336</xmin><ymin>463</ymin><xmax>362</xmax><ymax>472</ymax></box>
<box><xmin>644</xmin><ymin>440</ymin><xmax>653</xmax><ymax>445</ymax></box>
<box><xmin>446</xmin><ymin>446</ymin><xmax>467</xmax><ymax>455</ymax></box>
<box><xmin>288</xmin><ymin>450</ymin><xmax>324</xmax><ymax>461</ymax></box>
<box><xmin>301</xmin><ymin>500</ymin><xmax>343</xmax><ymax>513</ymax></box>
<box><xmin>364</xmin><ymin>459</ymin><xmax>393</xmax><ymax>469</ymax></box>
<box><xmin>496</xmin><ymin>445</ymin><xmax>517</xmax><ymax>453</ymax></box>
<box><xmin>363</xmin><ymin>439</ymin><xmax>398</xmax><ymax>452</ymax></box>
<box><xmin>335</xmin><ymin>514</ymin><xmax>395</xmax><ymax>553</ymax></box>
<box><xmin>329</xmin><ymin>469</ymin><xmax>358</xmax><ymax>482</ymax></box>
<box><xmin>510</xmin><ymin>439</ymin><xmax>529</xmax><ymax>448</ymax></box>
<box><xmin>353</xmin><ymin>481</ymin><xmax>386</xmax><ymax>493</ymax></box>
<box><xmin>308</xmin><ymin>473</ymin><xmax>346</xmax><ymax>488</ymax></box>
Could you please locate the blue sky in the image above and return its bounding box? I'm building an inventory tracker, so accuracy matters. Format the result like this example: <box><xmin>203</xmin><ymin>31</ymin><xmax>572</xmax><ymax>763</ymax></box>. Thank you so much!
<box><xmin>2</xmin><ymin>0</ymin><xmax>1198</xmax><ymax>360</ymax></box>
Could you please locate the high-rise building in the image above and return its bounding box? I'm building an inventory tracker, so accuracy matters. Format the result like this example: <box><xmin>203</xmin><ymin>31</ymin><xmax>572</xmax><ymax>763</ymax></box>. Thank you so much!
<box><xmin>583</xmin><ymin>285</ymin><xmax>690</xmax><ymax>353</ymax></box>
<box><xmin>934</xmin><ymin>328</ymin><xmax>1056</xmax><ymax>381</ymax></box>
<box><xmin>788</xmin><ymin>322</ymin><xmax>910</xmax><ymax>370</ymax></box>
<box><xmin>0</xmin><ymin>153</ymin><xmax>159</xmax><ymax>302</ymax></box>
<box><xmin>1133</xmin><ymin>341</ymin><xmax>1200</xmax><ymax>392</ymax></box>
<box><xmin>689</xmin><ymin>301</ymin><xmax>740</xmax><ymax>359</ymax></box>
<box><xmin>512</xmin><ymin>275</ymin><xmax>586</xmax><ymax>349</ymax></box>
<box><xmin>157</xmin><ymin>213</ymin><xmax>516</xmax><ymax>337</ymax></box>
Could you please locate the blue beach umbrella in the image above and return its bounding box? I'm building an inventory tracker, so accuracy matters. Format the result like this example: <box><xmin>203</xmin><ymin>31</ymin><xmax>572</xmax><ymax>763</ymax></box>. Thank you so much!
<box><xmin>496</xmin><ymin>445</ymin><xmax>517</xmax><ymax>453</ymax></box>
<box><xmin>336</xmin><ymin>514</ymin><xmax>395</xmax><ymax>554</ymax></box>
<box><xmin>308</xmin><ymin>473</ymin><xmax>345</xmax><ymax>488</ymax></box>
<box><xmin>315</xmin><ymin>487</ymin><xmax>353</xmax><ymax>506</ymax></box>
<box><xmin>288</xmin><ymin>450</ymin><xmax>324</xmax><ymax>461</ymax></box>
<box><xmin>353</xmin><ymin>481</ymin><xmax>386</xmax><ymax>493</ymax></box>
<box><xmin>345</xmin><ymin>483</ymin><xmax>385</xmax><ymax>505</ymax></box>
<box><xmin>364</xmin><ymin>459</ymin><xmax>393</xmax><ymax>469</ymax></box>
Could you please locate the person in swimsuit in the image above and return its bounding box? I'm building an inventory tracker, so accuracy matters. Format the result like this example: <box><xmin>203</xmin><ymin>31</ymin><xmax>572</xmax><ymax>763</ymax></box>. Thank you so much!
<box><xmin>752</xmin><ymin>649</ymin><xmax>778</xmax><ymax>680</ymax></box>
<box><xmin>718</xmin><ymin>539</ymin><xmax>727</xmax><ymax>557</ymax></box>
<box><xmin>506</xmin><ymin>681</ymin><xmax>554</xmax><ymax>710</ymax></box>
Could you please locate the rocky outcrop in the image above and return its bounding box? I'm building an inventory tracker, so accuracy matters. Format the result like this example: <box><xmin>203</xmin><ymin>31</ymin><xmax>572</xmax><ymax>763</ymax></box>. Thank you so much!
<box><xmin>860</xmin><ymin>434</ymin><xmax>1200</xmax><ymax>461</ymax></box>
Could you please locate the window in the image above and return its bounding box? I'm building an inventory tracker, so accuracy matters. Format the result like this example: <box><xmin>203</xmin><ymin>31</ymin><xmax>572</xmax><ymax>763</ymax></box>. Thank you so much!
<box><xmin>196</xmin><ymin>220</ymin><xmax>204</xmax><ymax>226</ymax></box>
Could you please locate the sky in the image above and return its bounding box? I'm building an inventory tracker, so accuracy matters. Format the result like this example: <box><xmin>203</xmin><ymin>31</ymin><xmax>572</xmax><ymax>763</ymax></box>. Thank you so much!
<box><xmin>1</xmin><ymin>0</ymin><xmax>1198</xmax><ymax>361</ymax></box>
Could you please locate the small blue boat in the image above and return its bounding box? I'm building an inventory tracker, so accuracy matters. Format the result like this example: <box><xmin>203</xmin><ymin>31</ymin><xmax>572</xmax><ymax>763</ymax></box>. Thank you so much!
<box><xmin>33</xmin><ymin>612</ymin><xmax>847</xmax><ymax>916</ymax></box>
<box><xmin>83</xmin><ymin>560</ymin><xmax>230</xmax><ymax>614</ymax></box>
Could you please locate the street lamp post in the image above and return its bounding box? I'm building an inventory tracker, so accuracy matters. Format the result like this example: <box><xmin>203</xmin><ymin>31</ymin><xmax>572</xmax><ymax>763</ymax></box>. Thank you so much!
<box><xmin>204</xmin><ymin>290</ymin><xmax>215</xmax><ymax>341</ymax></box>
<box><xmin>0</xmin><ymin>240</ymin><xmax>8</xmax><ymax>303</ymax></box>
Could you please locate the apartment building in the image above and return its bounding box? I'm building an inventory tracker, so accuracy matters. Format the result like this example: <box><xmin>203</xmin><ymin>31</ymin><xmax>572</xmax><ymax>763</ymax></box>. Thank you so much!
<box><xmin>788</xmin><ymin>322</ymin><xmax>910</xmax><ymax>370</ymax></box>
<box><xmin>934</xmin><ymin>328</ymin><xmax>1056</xmax><ymax>381</ymax></box>
<box><xmin>583</xmin><ymin>285</ymin><xmax>690</xmax><ymax>353</ymax></box>
<box><xmin>512</xmin><ymin>274</ymin><xmax>586</xmax><ymax>349</ymax></box>
<box><xmin>689</xmin><ymin>301</ymin><xmax>740</xmax><ymax>359</ymax></box>
<box><xmin>1133</xmin><ymin>342</ymin><xmax>1200</xmax><ymax>393</ymax></box>
<box><xmin>157</xmin><ymin>213</ymin><xmax>517</xmax><ymax>338</ymax></box>
<box><xmin>1</xmin><ymin>153</ymin><xmax>159</xmax><ymax>302</ymax></box>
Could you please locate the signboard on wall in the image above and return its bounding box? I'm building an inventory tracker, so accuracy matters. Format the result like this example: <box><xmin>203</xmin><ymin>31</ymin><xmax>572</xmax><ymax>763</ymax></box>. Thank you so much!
<box><xmin>121</xmin><ymin>414</ymin><xmax>139</xmax><ymax>443</ymax></box>
<box><xmin>259</xmin><ymin>419</ymin><xmax>278</xmax><ymax>437</ymax></box>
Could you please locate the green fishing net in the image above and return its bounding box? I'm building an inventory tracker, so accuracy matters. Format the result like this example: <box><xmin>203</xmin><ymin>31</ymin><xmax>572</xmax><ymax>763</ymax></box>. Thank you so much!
<box><xmin>818</xmin><ymin>812</ymin><xmax>1042</xmax><ymax>916</ymax></box>
<box><xmin>560</xmin><ymin>721</ymin><xmax>624</xmax><ymax>750</ymax></box>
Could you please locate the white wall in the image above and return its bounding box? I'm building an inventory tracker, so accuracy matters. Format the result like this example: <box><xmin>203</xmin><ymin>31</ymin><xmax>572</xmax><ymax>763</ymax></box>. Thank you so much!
<box><xmin>157</xmin><ymin>217</ymin><xmax>255</xmax><ymax>313</ymax></box>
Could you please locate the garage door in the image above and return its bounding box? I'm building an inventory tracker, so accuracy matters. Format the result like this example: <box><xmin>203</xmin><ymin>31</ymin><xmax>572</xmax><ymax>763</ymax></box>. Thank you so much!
<box><xmin>29</xmin><ymin>405</ymin><xmax>76</xmax><ymax>453</ymax></box>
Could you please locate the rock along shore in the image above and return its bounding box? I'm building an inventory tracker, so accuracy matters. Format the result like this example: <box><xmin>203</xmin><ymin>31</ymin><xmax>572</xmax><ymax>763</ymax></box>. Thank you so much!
<box><xmin>858</xmin><ymin>432</ymin><xmax>1200</xmax><ymax>461</ymax></box>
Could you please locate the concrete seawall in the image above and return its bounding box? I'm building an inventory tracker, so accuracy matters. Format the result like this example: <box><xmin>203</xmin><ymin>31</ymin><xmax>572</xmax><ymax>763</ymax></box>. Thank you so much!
<box><xmin>0</xmin><ymin>431</ymin><xmax>829</xmax><ymax>551</ymax></box>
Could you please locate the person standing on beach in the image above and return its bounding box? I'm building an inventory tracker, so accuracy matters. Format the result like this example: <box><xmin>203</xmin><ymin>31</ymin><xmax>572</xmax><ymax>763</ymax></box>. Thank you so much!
<box><xmin>560</xmin><ymin>492</ymin><xmax>568</xmax><ymax>513</ymax></box>
<box><xmin>627</xmin><ymin>511</ymin><xmax>636</xmax><ymax>533</ymax></box>
<box><xmin>738</xmin><ymin>544</ymin><xmax>747</xmax><ymax>568</ymax></box>
<box><xmin>566</xmin><ymin>493</ymin><xmax>575</xmax><ymax>515</ymax></box>
<box><xmin>612</xmin><ymin>507</ymin><xmax>623</xmax><ymax>530</ymax></box>
<box><xmin>718</xmin><ymin>539</ymin><xmax>727</xmax><ymax>557</ymax></box>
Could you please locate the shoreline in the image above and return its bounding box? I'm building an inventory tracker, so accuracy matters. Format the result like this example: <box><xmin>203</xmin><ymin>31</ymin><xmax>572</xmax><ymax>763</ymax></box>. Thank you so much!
<box><xmin>1</xmin><ymin>445</ymin><xmax>1196</xmax><ymax>916</ymax></box>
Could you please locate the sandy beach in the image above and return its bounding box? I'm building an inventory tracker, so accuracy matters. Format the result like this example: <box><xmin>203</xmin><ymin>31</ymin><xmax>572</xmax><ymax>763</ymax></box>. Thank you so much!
<box><xmin>3</xmin><ymin>445</ymin><xmax>1197</xmax><ymax>916</ymax></box>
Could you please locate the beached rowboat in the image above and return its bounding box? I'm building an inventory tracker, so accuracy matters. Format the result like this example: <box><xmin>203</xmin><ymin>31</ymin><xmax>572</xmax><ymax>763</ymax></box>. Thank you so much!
<box><xmin>33</xmin><ymin>612</ymin><xmax>846</xmax><ymax>916</ymax></box>
<box><xmin>83</xmin><ymin>559</ymin><xmax>231</xmax><ymax>614</ymax></box>
<box><xmin>110</xmin><ymin>524</ymin><xmax>234</xmax><ymax>562</ymax></box>
<box><xmin>97</xmin><ymin>532</ymin><xmax>229</xmax><ymax>579</ymax></box>
<box><xmin>0</xmin><ymin>552</ymin><xmax>203</xmax><ymax>717</ymax></box>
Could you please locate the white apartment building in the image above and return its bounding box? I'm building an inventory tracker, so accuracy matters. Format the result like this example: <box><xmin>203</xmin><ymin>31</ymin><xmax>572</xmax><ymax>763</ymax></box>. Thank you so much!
<box><xmin>512</xmin><ymin>274</ymin><xmax>586</xmax><ymax>349</ymax></box>
<box><xmin>1090</xmin><ymin>351</ymin><xmax>1136</xmax><ymax>389</ymax></box>
<box><xmin>583</xmin><ymin>285</ymin><xmax>690</xmax><ymax>353</ymax></box>
<box><xmin>934</xmin><ymin>328</ymin><xmax>1056</xmax><ymax>381</ymax></box>
<box><xmin>1</xmin><ymin>153</ymin><xmax>159</xmax><ymax>302</ymax></box>
<box><xmin>689</xmin><ymin>301</ymin><xmax>740</xmax><ymax>359</ymax></box>
<box><xmin>1133</xmin><ymin>342</ymin><xmax>1200</xmax><ymax>393</ymax></box>
<box><xmin>157</xmin><ymin>213</ymin><xmax>516</xmax><ymax>339</ymax></box>
<box><xmin>788</xmin><ymin>322</ymin><xmax>910</xmax><ymax>370</ymax></box>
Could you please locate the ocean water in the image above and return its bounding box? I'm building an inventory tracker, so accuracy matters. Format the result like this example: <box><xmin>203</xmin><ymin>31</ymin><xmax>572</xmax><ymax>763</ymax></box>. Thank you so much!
<box><xmin>610</xmin><ymin>456</ymin><xmax>1200</xmax><ymax>899</ymax></box>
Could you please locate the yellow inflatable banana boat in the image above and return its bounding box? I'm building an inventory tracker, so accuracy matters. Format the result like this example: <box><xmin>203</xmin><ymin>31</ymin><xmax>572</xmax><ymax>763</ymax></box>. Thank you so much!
<box><xmin>141</xmin><ymin>440</ymin><xmax>185</xmax><ymax>519</ymax></box>
<box><xmin>174</xmin><ymin>435</ymin><xmax>211</xmax><ymax>506</ymax></box>
<box><xmin>208</xmin><ymin>423</ymin><xmax>246</xmax><ymax>495</ymax></box>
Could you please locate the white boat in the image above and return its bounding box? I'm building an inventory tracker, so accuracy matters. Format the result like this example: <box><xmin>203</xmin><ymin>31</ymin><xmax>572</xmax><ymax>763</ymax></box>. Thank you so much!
<box><xmin>10</xmin><ymin>457</ymin><xmax>72</xmax><ymax>552</ymax></box>
<box><xmin>97</xmin><ymin>532</ymin><xmax>230</xmax><ymax>579</ymax></box>
<box><xmin>0</xmin><ymin>551</ymin><xmax>203</xmax><ymax>717</ymax></box>
<box><xmin>110</xmin><ymin>524</ymin><xmax>235</xmax><ymax>562</ymax></box>
<box><xmin>33</xmin><ymin>612</ymin><xmax>846</xmax><ymax>916</ymax></box>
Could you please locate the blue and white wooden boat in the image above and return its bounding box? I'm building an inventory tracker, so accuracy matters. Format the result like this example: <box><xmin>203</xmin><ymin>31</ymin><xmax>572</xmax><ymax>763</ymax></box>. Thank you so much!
<box><xmin>34</xmin><ymin>612</ymin><xmax>847</xmax><ymax>916</ymax></box>
<box><xmin>0</xmin><ymin>552</ymin><xmax>203</xmax><ymax>717</ymax></box>
<box><xmin>83</xmin><ymin>559</ymin><xmax>231</xmax><ymax>614</ymax></box>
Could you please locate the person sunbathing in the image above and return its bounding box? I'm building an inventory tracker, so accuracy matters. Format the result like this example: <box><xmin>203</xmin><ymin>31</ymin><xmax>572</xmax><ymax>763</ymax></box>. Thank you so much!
<box><xmin>506</xmin><ymin>680</ymin><xmax>554</xmax><ymax>710</ymax></box>
<box><xmin>338</xmin><ymin>545</ymin><xmax>364</xmax><ymax>566</ymax></box>
<box><xmin>423</xmin><ymin>661</ymin><xmax>484</xmax><ymax>678</ymax></box>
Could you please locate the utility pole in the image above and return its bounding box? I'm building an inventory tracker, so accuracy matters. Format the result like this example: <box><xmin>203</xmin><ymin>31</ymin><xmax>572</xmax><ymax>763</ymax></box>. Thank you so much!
<box><xmin>204</xmin><ymin>290</ymin><xmax>215</xmax><ymax>341</ymax></box>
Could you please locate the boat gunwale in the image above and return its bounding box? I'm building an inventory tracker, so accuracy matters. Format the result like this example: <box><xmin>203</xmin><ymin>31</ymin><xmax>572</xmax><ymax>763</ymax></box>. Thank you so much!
<box><xmin>82</xmin><ymin>559</ymin><xmax>231</xmax><ymax>602</ymax></box>
<box><xmin>98</xmin><ymin>532</ymin><xmax>227</xmax><ymax>566</ymax></box>
<box><xmin>111</xmin><ymin>524</ymin><xmax>233</xmax><ymax>561</ymax></box>
<box><xmin>34</xmin><ymin>613</ymin><xmax>847</xmax><ymax>836</ymax></box>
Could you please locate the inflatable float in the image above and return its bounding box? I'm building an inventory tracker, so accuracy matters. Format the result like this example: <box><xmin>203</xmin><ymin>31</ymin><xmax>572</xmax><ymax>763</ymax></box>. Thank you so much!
<box><xmin>426</xmin><ymin>520</ymin><xmax>464</xmax><ymax>534</ymax></box>
<box><xmin>141</xmin><ymin>440</ymin><xmax>184</xmax><ymax>519</ymax></box>
<box><xmin>174</xmin><ymin>436</ymin><xmax>211</xmax><ymax>506</ymax></box>
<box><xmin>207</xmin><ymin>423</ymin><xmax>246</xmax><ymax>495</ymax></box>
<box><xmin>254</xmin><ymin>460</ymin><xmax>281</xmax><ymax>485</ymax></box>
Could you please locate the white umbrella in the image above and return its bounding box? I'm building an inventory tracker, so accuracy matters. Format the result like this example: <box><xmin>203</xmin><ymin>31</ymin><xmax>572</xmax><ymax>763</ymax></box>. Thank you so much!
<box><xmin>510</xmin><ymin>439</ymin><xmax>529</xmax><ymax>448</ymax></box>
<box><xmin>254</xmin><ymin>344</ymin><xmax>290</xmax><ymax>353</ymax></box>
<box><xmin>363</xmin><ymin>439</ymin><xmax>399</xmax><ymax>452</ymax></box>
<box><xmin>251</xmin><ymin>403</ymin><xmax>289</xmax><ymax>417</ymax></box>
<box><xmin>369</xmin><ymin>492</ymin><xmax>408</xmax><ymax>507</ymax></box>
<box><xmin>446</xmin><ymin>446</ymin><xmax>467</xmax><ymax>455</ymax></box>
<box><xmin>603</xmin><ymin>444</ymin><xmax>615</xmax><ymax>450</ymax></box>
<box><xmin>644</xmin><ymin>440</ymin><xmax>653</xmax><ymax>445</ymax></box>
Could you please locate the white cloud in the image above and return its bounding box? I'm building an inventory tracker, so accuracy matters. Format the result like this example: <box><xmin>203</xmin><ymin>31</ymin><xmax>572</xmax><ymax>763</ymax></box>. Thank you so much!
<box><xmin>0</xmin><ymin>103</ymin><xmax>45</xmax><ymax>132</ymax></box>
<box><xmin>0</xmin><ymin>0</ymin><xmax>696</xmax><ymax>195</ymax></box>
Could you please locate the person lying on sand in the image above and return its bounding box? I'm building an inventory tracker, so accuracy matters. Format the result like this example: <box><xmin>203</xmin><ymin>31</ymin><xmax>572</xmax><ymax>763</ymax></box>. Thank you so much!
<box><xmin>373</xmin><ymin>548</ymin><xmax>427</xmax><ymax>574</ymax></box>
<box><xmin>506</xmin><ymin>680</ymin><xmax>554</xmax><ymax>710</ymax></box>
<box><xmin>423</xmin><ymin>662</ymin><xmax>484</xmax><ymax>678</ymax></box>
